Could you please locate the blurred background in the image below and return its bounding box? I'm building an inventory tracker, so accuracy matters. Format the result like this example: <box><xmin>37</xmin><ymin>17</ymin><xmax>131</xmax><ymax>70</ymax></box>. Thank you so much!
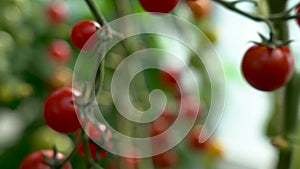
<box><xmin>0</xmin><ymin>0</ymin><xmax>299</xmax><ymax>169</ymax></box>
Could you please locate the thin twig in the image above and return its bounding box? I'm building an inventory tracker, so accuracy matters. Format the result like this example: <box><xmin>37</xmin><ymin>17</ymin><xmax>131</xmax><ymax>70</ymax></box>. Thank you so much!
<box><xmin>84</xmin><ymin>0</ymin><xmax>107</xmax><ymax>26</ymax></box>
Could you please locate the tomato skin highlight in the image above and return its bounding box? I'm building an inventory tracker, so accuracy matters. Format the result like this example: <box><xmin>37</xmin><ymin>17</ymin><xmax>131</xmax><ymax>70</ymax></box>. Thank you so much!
<box><xmin>71</xmin><ymin>20</ymin><xmax>101</xmax><ymax>51</ymax></box>
<box><xmin>20</xmin><ymin>150</ymin><xmax>72</xmax><ymax>169</ymax></box>
<box><xmin>241</xmin><ymin>45</ymin><xmax>294</xmax><ymax>91</ymax></box>
<box><xmin>139</xmin><ymin>0</ymin><xmax>180</xmax><ymax>14</ymax></box>
<box><xmin>44</xmin><ymin>87</ymin><xmax>82</xmax><ymax>134</ymax></box>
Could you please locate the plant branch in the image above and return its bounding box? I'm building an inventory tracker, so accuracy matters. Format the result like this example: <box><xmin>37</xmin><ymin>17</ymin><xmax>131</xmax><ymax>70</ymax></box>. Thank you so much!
<box><xmin>84</xmin><ymin>0</ymin><xmax>107</xmax><ymax>26</ymax></box>
<box><xmin>212</xmin><ymin>0</ymin><xmax>275</xmax><ymax>41</ymax></box>
<box><xmin>56</xmin><ymin>135</ymin><xmax>83</xmax><ymax>168</ymax></box>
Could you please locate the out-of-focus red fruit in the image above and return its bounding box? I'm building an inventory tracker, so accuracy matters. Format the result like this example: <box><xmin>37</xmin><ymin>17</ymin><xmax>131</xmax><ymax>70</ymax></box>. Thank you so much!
<box><xmin>48</xmin><ymin>40</ymin><xmax>72</xmax><ymax>64</ymax></box>
<box><xmin>187</xmin><ymin>0</ymin><xmax>212</xmax><ymax>19</ymax></box>
<box><xmin>188</xmin><ymin>126</ymin><xmax>211</xmax><ymax>150</ymax></box>
<box><xmin>78</xmin><ymin>142</ymin><xmax>108</xmax><ymax>161</ymax></box>
<box><xmin>179</xmin><ymin>96</ymin><xmax>204</xmax><ymax>121</ymax></box>
<box><xmin>46</xmin><ymin>0</ymin><xmax>69</xmax><ymax>24</ymax></box>
<box><xmin>160</xmin><ymin>68</ymin><xmax>180</xmax><ymax>89</ymax></box>
<box><xmin>153</xmin><ymin>150</ymin><xmax>178</xmax><ymax>168</ymax></box>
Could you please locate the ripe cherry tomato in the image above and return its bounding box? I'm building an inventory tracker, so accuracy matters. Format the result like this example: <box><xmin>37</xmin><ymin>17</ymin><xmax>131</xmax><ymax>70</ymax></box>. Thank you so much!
<box><xmin>78</xmin><ymin>142</ymin><xmax>108</xmax><ymax>161</ymax></box>
<box><xmin>20</xmin><ymin>150</ymin><xmax>72</xmax><ymax>169</ymax></box>
<box><xmin>153</xmin><ymin>150</ymin><xmax>178</xmax><ymax>168</ymax></box>
<box><xmin>46</xmin><ymin>0</ymin><xmax>69</xmax><ymax>24</ymax></box>
<box><xmin>48</xmin><ymin>40</ymin><xmax>72</xmax><ymax>64</ymax></box>
<box><xmin>44</xmin><ymin>87</ymin><xmax>82</xmax><ymax>134</ymax></box>
<box><xmin>188</xmin><ymin>126</ymin><xmax>210</xmax><ymax>150</ymax></box>
<box><xmin>241</xmin><ymin>45</ymin><xmax>294</xmax><ymax>91</ymax></box>
<box><xmin>71</xmin><ymin>20</ymin><xmax>101</xmax><ymax>51</ymax></box>
<box><xmin>187</xmin><ymin>0</ymin><xmax>211</xmax><ymax>19</ymax></box>
<box><xmin>139</xmin><ymin>0</ymin><xmax>180</xmax><ymax>14</ymax></box>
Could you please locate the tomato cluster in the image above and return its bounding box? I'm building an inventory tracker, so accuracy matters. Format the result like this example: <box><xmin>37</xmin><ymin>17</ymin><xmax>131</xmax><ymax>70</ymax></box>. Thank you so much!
<box><xmin>20</xmin><ymin>0</ymin><xmax>300</xmax><ymax>168</ymax></box>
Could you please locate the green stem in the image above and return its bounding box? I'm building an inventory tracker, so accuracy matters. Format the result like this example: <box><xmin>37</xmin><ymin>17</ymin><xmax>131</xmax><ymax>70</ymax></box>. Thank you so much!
<box><xmin>83</xmin><ymin>0</ymin><xmax>107</xmax><ymax>98</ymax></box>
<box><xmin>84</xmin><ymin>0</ymin><xmax>107</xmax><ymax>26</ymax></box>
<box><xmin>56</xmin><ymin>136</ymin><xmax>83</xmax><ymax>168</ymax></box>
<box><xmin>277</xmin><ymin>73</ymin><xmax>300</xmax><ymax>169</ymax></box>
<box><xmin>264</xmin><ymin>1</ymin><xmax>300</xmax><ymax>169</ymax></box>
<box><xmin>212</xmin><ymin>0</ymin><xmax>275</xmax><ymax>39</ymax></box>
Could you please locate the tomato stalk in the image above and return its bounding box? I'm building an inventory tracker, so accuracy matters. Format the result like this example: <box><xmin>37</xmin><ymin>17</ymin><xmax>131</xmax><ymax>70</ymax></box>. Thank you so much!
<box><xmin>265</xmin><ymin>1</ymin><xmax>300</xmax><ymax>169</ymax></box>
<box><xmin>213</xmin><ymin>0</ymin><xmax>300</xmax><ymax>168</ymax></box>
<box><xmin>56</xmin><ymin>136</ymin><xmax>83</xmax><ymax>169</ymax></box>
<box><xmin>212</xmin><ymin>0</ymin><xmax>275</xmax><ymax>42</ymax></box>
<box><xmin>83</xmin><ymin>0</ymin><xmax>108</xmax><ymax>97</ymax></box>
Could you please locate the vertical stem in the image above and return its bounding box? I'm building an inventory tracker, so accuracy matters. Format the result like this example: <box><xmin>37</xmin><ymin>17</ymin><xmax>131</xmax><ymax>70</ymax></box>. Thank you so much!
<box><xmin>265</xmin><ymin>1</ymin><xmax>300</xmax><ymax>169</ymax></box>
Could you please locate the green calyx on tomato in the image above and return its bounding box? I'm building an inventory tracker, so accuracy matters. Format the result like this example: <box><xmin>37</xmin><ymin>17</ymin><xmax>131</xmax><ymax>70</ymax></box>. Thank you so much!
<box><xmin>251</xmin><ymin>33</ymin><xmax>293</xmax><ymax>49</ymax></box>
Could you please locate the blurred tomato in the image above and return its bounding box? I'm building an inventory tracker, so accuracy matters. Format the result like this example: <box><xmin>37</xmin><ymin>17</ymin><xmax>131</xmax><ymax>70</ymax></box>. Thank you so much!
<box><xmin>48</xmin><ymin>40</ymin><xmax>72</xmax><ymax>64</ymax></box>
<box><xmin>46</xmin><ymin>0</ymin><xmax>69</xmax><ymax>24</ymax></box>
<box><xmin>187</xmin><ymin>0</ymin><xmax>212</xmax><ymax>19</ymax></box>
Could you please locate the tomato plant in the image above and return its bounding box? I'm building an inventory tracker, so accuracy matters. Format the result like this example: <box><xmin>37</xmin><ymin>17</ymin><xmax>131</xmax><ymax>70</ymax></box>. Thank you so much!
<box><xmin>241</xmin><ymin>45</ymin><xmax>294</xmax><ymax>91</ymax></box>
<box><xmin>20</xmin><ymin>150</ymin><xmax>72</xmax><ymax>169</ymax></box>
<box><xmin>71</xmin><ymin>20</ymin><xmax>101</xmax><ymax>51</ymax></box>
<box><xmin>44</xmin><ymin>87</ymin><xmax>82</xmax><ymax>134</ymax></box>
<box><xmin>138</xmin><ymin>0</ymin><xmax>180</xmax><ymax>14</ymax></box>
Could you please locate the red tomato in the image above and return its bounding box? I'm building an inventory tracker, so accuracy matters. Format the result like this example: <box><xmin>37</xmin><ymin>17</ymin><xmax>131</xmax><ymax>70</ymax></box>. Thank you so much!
<box><xmin>150</xmin><ymin>111</ymin><xmax>176</xmax><ymax>136</ymax></box>
<box><xmin>188</xmin><ymin>126</ymin><xmax>210</xmax><ymax>150</ymax></box>
<box><xmin>179</xmin><ymin>96</ymin><xmax>204</xmax><ymax>121</ymax></box>
<box><xmin>85</xmin><ymin>123</ymin><xmax>113</xmax><ymax>141</ymax></box>
<box><xmin>46</xmin><ymin>0</ymin><xmax>69</xmax><ymax>24</ymax></box>
<box><xmin>153</xmin><ymin>150</ymin><xmax>178</xmax><ymax>168</ymax></box>
<box><xmin>44</xmin><ymin>87</ymin><xmax>82</xmax><ymax>134</ymax></box>
<box><xmin>151</xmin><ymin>115</ymin><xmax>171</xmax><ymax>136</ymax></box>
<box><xmin>20</xmin><ymin>150</ymin><xmax>72</xmax><ymax>169</ymax></box>
<box><xmin>139</xmin><ymin>0</ymin><xmax>180</xmax><ymax>14</ymax></box>
<box><xmin>71</xmin><ymin>20</ymin><xmax>101</xmax><ymax>51</ymax></box>
<box><xmin>122</xmin><ymin>157</ymin><xmax>140</xmax><ymax>169</ymax></box>
<box><xmin>78</xmin><ymin>142</ymin><xmax>108</xmax><ymax>161</ymax></box>
<box><xmin>48</xmin><ymin>40</ymin><xmax>72</xmax><ymax>64</ymax></box>
<box><xmin>160</xmin><ymin>68</ymin><xmax>180</xmax><ymax>89</ymax></box>
<box><xmin>187</xmin><ymin>0</ymin><xmax>212</xmax><ymax>19</ymax></box>
<box><xmin>241</xmin><ymin>45</ymin><xmax>294</xmax><ymax>91</ymax></box>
